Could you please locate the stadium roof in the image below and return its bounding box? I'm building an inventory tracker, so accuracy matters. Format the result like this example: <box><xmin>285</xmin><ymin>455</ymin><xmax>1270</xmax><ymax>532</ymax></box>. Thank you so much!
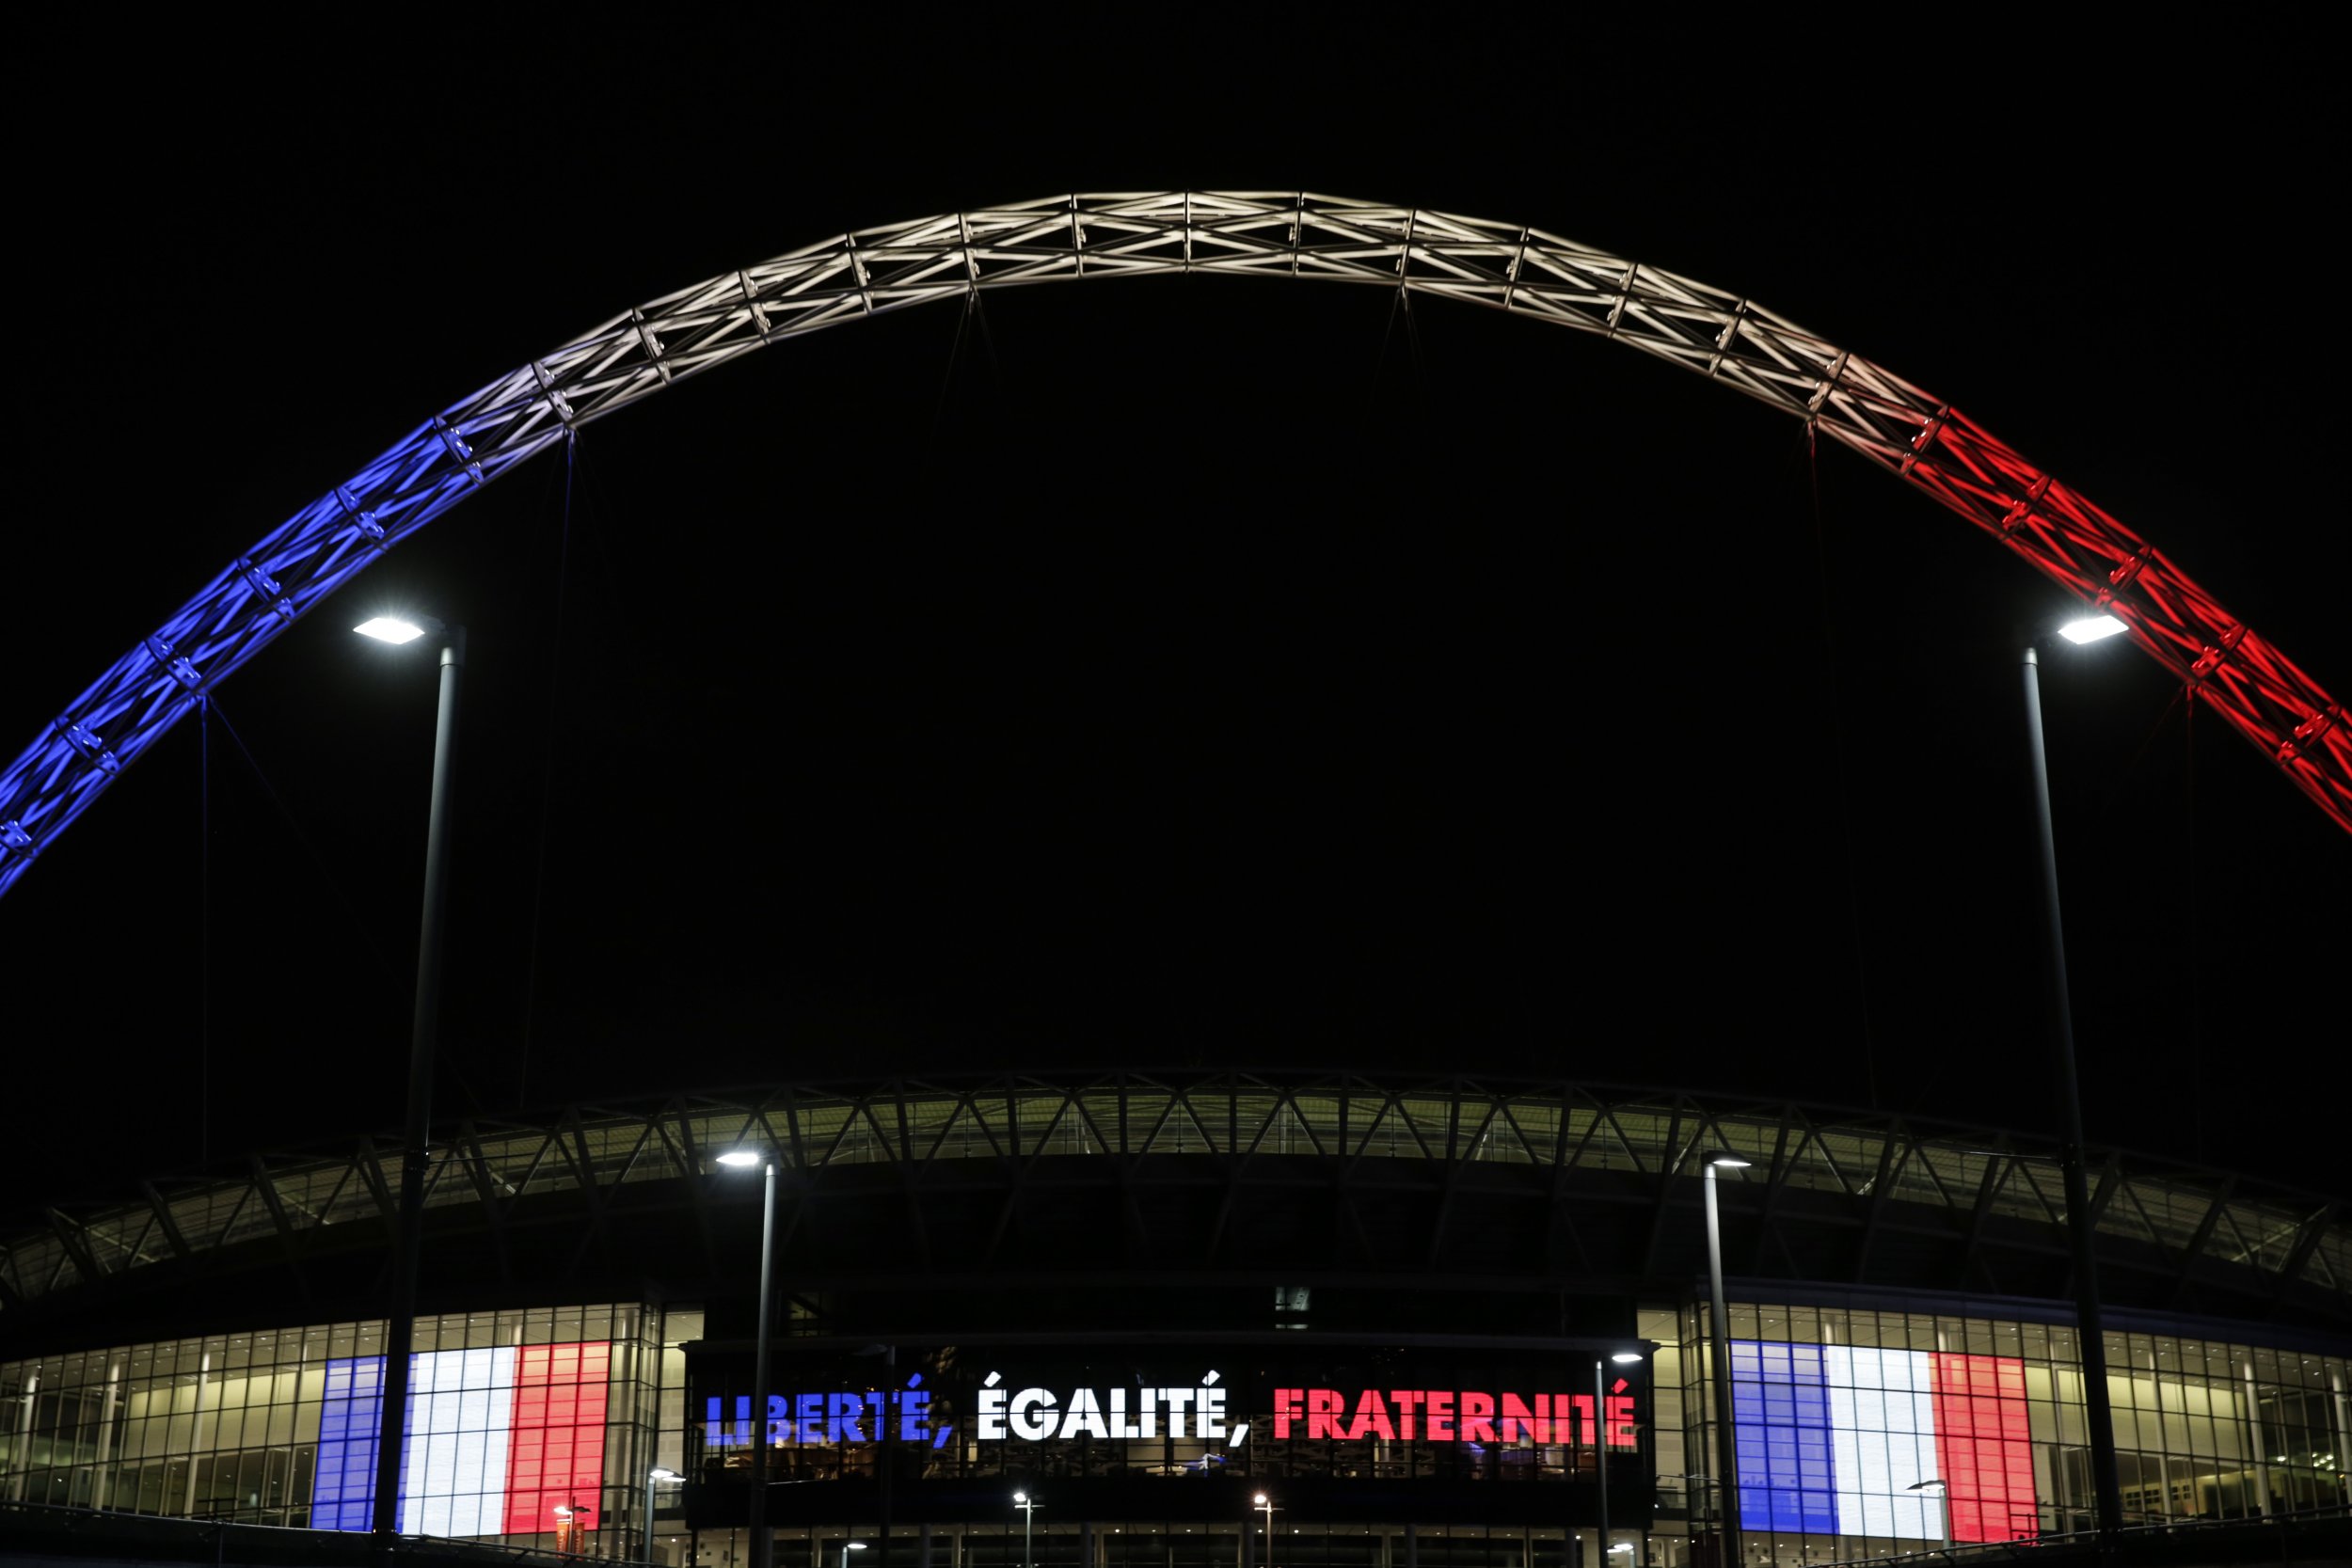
<box><xmin>3</xmin><ymin>1072</ymin><xmax>2343</xmax><ymax>1350</ymax></box>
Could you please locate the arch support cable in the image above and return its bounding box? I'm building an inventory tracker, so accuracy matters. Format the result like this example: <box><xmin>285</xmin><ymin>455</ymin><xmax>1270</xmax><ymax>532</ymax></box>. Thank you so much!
<box><xmin>4</xmin><ymin>192</ymin><xmax>2344</xmax><ymax>896</ymax></box>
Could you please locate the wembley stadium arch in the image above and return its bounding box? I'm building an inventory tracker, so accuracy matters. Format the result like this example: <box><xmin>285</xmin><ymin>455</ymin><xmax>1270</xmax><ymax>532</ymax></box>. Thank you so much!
<box><xmin>1</xmin><ymin>190</ymin><xmax>2347</xmax><ymax>902</ymax></box>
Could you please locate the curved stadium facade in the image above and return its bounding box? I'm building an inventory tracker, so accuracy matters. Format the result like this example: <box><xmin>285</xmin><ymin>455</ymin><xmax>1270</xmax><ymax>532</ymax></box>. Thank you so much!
<box><xmin>3</xmin><ymin>1073</ymin><xmax>2347</xmax><ymax>1568</ymax></box>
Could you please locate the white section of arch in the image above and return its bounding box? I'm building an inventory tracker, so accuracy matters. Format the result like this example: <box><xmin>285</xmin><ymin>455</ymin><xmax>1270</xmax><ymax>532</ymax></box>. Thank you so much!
<box><xmin>3</xmin><ymin>191</ymin><xmax>2344</xmax><ymax>895</ymax></box>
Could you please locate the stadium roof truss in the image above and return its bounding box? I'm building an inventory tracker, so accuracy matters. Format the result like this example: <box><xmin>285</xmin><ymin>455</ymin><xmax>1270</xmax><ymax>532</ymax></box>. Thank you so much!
<box><xmin>2</xmin><ymin>192</ymin><xmax>2345</xmax><ymax>899</ymax></box>
<box><xmin>2</xmin><ymin>1075</ymin><xmax>2342</xmax><ymax>1335</ymax></box>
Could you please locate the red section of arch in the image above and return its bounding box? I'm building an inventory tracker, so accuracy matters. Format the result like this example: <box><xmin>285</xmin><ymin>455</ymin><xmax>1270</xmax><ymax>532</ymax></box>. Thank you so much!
<box><xmin>501</xmin><ymin>1341</ymin><xmax>612</xmax><ymax>1537</ymax></box>
<box><xmin>1900</xmin><ymin>410</ymin><xmax>2349</xmax><ymax>832</ymax></box>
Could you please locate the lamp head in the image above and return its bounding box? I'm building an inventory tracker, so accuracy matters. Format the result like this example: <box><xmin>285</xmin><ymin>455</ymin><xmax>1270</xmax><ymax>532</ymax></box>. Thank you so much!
<box><xmin>649</xmin><ymin>1467</ymin><xmax>679</xmax><ymax>1482</ymax></box>
<box><xmin>1611</xmin><ymin>1352</ymin><xmax>1644</xmax><ymax>1364</ymax></box>
<box><xmin>715</xmin><ymin>1149</ymin><xmax>763</xmax><ymax>1168</ymax></box>
<box><xmin>354</xmin><ymin>615</ymin><xmax>445</xmax><ymax>645</ymax></box>
<box><xmin>1013</xmin><ymin>1492</ymin><xmax>1027</xmax><ymax>1504</ymax></box>
<box><xmin>845</xmin><ymin>1544</ymin><xmax>866</xmax><ymax>1553</ymax></box>
<box><xmin>1706</xmin><ymin>1152</ymin><xmax>1752</xmax><ymax>1169</ymax></box>
<box><xmin>1254</xmin><ymin>1494</ymin><xmax>1269</xmax><ymax>1507</ymax></box>
<box><xmin>2058</xmin><ymin>613</ymin><xmax>2129</xmax><ymax>645</ymax></box>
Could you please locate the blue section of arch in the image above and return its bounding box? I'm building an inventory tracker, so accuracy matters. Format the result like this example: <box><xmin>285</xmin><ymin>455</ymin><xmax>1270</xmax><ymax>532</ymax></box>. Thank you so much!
<box><xmin>0</xmin><ymin>412</ymin><xmax>553</xmax><ymax>895</ymax></box>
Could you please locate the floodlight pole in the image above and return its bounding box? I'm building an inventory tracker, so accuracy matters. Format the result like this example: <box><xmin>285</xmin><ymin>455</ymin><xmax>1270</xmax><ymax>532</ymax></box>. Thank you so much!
<box><xmin>2021</xmin><ymin>645</ymin><xmax>2122</xmax><ymax>1543</ymax></box>
<box><xmin>1908</xmin><ymin>1479</ymin><xmax>1952</xmax><ymax>1554</ymax></box>
<box><xmin>1014</xmin><ymin>1493</ymin><xmax>1037</xmax><ymax>1568</ymax></box>
<box><xmin>751</xmin><ymin>1161</ymin><xmax>778</xmax><ymax>1568</ymax></box>
<box><xmin>645</xmin><ymin>1469</ymin><xmax>678</xmax><ymax>1564</ymax></box>
<box><xmin>372</xmin><ymin>624</ymin><xmax>466</xmax><ymax>1544</ymax></box>
<box><xmin>1702</xmin><ymin>1162</ymin><xmax>1742</xmax><ymax>1568</ymax></box>
<box><xmin>1595</xmin><ymin>1359</ymin><xmax>1611</xmax><ymax>1566</ymax></box>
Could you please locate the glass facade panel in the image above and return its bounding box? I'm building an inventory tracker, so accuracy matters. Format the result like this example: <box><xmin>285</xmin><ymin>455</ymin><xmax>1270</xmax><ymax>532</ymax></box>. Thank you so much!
<box><xmin>1</xmin><ymin>1304</ymin><xmax>663</xmax><ymax>1544</ymax></box>
<box><xmin>6</xmin><ymin>1296</ymin><xmax>2344</xmax><ymax>1562</ymax></box>
<box><xmin>1683</xmin><ymin>1304</ymin><xmax>2352</xmax><ymax>1562</ymax></box>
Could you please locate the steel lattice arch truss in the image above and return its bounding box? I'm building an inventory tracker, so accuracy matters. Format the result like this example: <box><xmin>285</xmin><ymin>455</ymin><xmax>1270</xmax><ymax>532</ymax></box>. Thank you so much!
<box><xmin>2</xmin><ymin>1072</ymin><xmax>2344</xmax><ymax>1356</ymax></box>
<box><xmin>2</xmin><ymin>191</ymin><xmax>2347</xmax><ymax>895</ymax></box>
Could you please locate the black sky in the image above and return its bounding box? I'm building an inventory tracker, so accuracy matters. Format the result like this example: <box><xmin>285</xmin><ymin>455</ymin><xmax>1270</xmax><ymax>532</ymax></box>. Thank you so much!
<box><xmin>5</xmin><ymin>18</ymin><xmax>2344</xmax><ymax>1220</ymax></box>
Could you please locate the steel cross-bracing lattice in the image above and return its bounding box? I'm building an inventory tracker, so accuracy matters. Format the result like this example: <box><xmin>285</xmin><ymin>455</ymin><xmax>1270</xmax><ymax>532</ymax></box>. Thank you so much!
<box><xmin>1</xmin><ymin>1074</ymin><xmax>2344</xmax><ymax>1336</ymax></box>
<box><xmin>3</xmin><ymin>191</ymin><xmax>2345</xmax><ymax>896</ymax></box>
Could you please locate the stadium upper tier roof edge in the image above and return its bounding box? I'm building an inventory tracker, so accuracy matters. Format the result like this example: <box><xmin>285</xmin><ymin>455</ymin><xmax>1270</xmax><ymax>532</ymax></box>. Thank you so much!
<box><xmin>3</xmin><ymin>1072</ymin><xmax>2343</xmax><ymax>1349</ymax></box>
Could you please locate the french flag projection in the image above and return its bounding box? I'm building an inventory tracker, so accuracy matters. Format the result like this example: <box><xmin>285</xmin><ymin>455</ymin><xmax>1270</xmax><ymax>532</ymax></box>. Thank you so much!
<box><xmin>310</xmin><ymin>1342</ymin><xmax>611</xmax><ymax>1536</ymax></box>
<box><xmin>1731</xmin><ymin>1341</ymin><xmax>2037</xmax><ymax>1544</ymax></box>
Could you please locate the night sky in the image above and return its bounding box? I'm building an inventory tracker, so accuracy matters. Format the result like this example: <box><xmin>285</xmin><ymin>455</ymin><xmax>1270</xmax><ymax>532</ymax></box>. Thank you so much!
<box><xmin>5</xmin><ymin>20</ymin><xmax>2344</xmax><ymax>1227</ymax></box>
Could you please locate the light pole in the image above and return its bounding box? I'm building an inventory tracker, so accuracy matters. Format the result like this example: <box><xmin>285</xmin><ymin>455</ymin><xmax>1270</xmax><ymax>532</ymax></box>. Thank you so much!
<box><xmin>554</xmin><ymin>1499</ymin><xmax>588</xmax><ymax>1556</ymax></box>
<box><xmin>1906</xmin><ymin>1478</ymin><xmax>1951</xmax><ymax>1553</ymax></box>
<box><xmin>2023</xmin><ymin>615</ymin><xmax>2126</xmax><ymax>1541</ymax></box>
<box><xmin>1701</xmin><ymin>1153</ymin><xmax>1750</xmax><ymax>1568</ymax></box>
<box><xmin>717</xmin><ymin>1149</ymin><xmax>780</xmax><ymax>1568</ymax></box>
<box><xmin>1597</xmin><ymin>1351</ymin><xmax>1642</xmax><ymax>1565</ymax></box>
<box><xmin>1013</xmin><ymin>1491</ymin><xmax>1038</xmax><ymax>1568</ymax></box>
<box><xmin>645</xmin><ymin>1467</ymin><xmax>680</xmax><ymax>1564</ymax></box>
<box><xmin>355</xmin><ymin>613</ymin><xmax>466</xmax><ymax>1544</ymax></box>
<box><xmin>1252</xmin><ymin>1492</ymin><xmax>1275</xmax><ymax>1566</ymax></box>
<box><xmin>839</xmin><ymin>1540</ymin><xmax>867</xmax><ymax>1568</ymax></box>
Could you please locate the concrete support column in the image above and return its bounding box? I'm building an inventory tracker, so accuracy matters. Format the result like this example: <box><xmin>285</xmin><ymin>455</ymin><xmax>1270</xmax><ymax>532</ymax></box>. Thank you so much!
<box><xmin>92</xmin><ymin>1356</ymin><xmax>121</xmax><ymax>1512</ymax></box>
<box><xmin>2243</xmin><ymin>1359</ymin><xmax>2272</xmax><ymax>1515</ymax></box>
<box><xmin>7</xmin><ymin>1369</ymin><xmax>37</xmax><ymax>1503</ymax></box>
<box><xmin>181</xmin><ymin>1343</ymin><xmax>213</xmax><ymax>1517</ymax></box>
<box><xmin>2332</xmin><ymin>1370</ymin><xmax>2351</xmax><ymax>1494</ymax></box>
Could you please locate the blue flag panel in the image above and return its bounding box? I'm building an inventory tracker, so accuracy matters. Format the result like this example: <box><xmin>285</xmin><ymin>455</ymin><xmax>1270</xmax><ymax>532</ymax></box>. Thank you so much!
<box><xmin>1731</xmin><ymin>1338</ymin><xmax>1837</xmax><ymax>1535</ymax></box>
<box><xmin>311</xmin><ymin>1354</ymin><xmax>397</xmax><ymax>1530</ymax></box>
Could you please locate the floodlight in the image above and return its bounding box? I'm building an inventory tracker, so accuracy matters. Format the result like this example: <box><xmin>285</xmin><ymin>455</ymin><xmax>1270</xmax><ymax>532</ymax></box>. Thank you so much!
<box><xmin>2058</xmin><ymin>614</ymin><xmax>2128</xmax><ymax>644</ymax></box>
<box><xmin>1708</xmin><ymin>1153</ymin><xmax>1753</xmax><ymax>1168</ymax></box>
<box><xmin>354</xmin><ymin>616</ymin><xmax>433</xmax><ymax>644</ymax></box>
<box><xmin>715</xmin><ymin>1150</ymin><xmax>762</xmax><ymax>1168</ymax></box>
<box><xmin>1612</xmin><ymin>1352</ymin><xmax>1644</xmax><ymax>1364</ymax></box>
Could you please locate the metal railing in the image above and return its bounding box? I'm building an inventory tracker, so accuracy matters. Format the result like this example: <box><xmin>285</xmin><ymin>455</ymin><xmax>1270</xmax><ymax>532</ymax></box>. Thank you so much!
<box><xmin>1828</xmin><ymin>1498</ymin><xmax>2352</xmax><ymax>1565</ymax></box>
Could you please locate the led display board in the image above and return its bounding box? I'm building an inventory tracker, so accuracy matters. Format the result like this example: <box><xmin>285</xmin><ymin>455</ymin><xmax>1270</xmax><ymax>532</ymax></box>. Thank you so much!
<box><xmin>1729</xmin><ymin>1339</ymin><xmax>2035</xmax><ymax>1544</ymax></box>
<box><xmin>310</xmin><ymin>1342</ymin><xmax>612</xmax><ymax>1535</ymax></box>
<box><xmin>688</xmin><ymin>1346</ymin><xmax>1648</xmax><ymax>1493</ymax></box>
<box><xmin>706</xmin><ymin>1370</ymin><xmax>1641</xmax><ymax>1452</ymax></box>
